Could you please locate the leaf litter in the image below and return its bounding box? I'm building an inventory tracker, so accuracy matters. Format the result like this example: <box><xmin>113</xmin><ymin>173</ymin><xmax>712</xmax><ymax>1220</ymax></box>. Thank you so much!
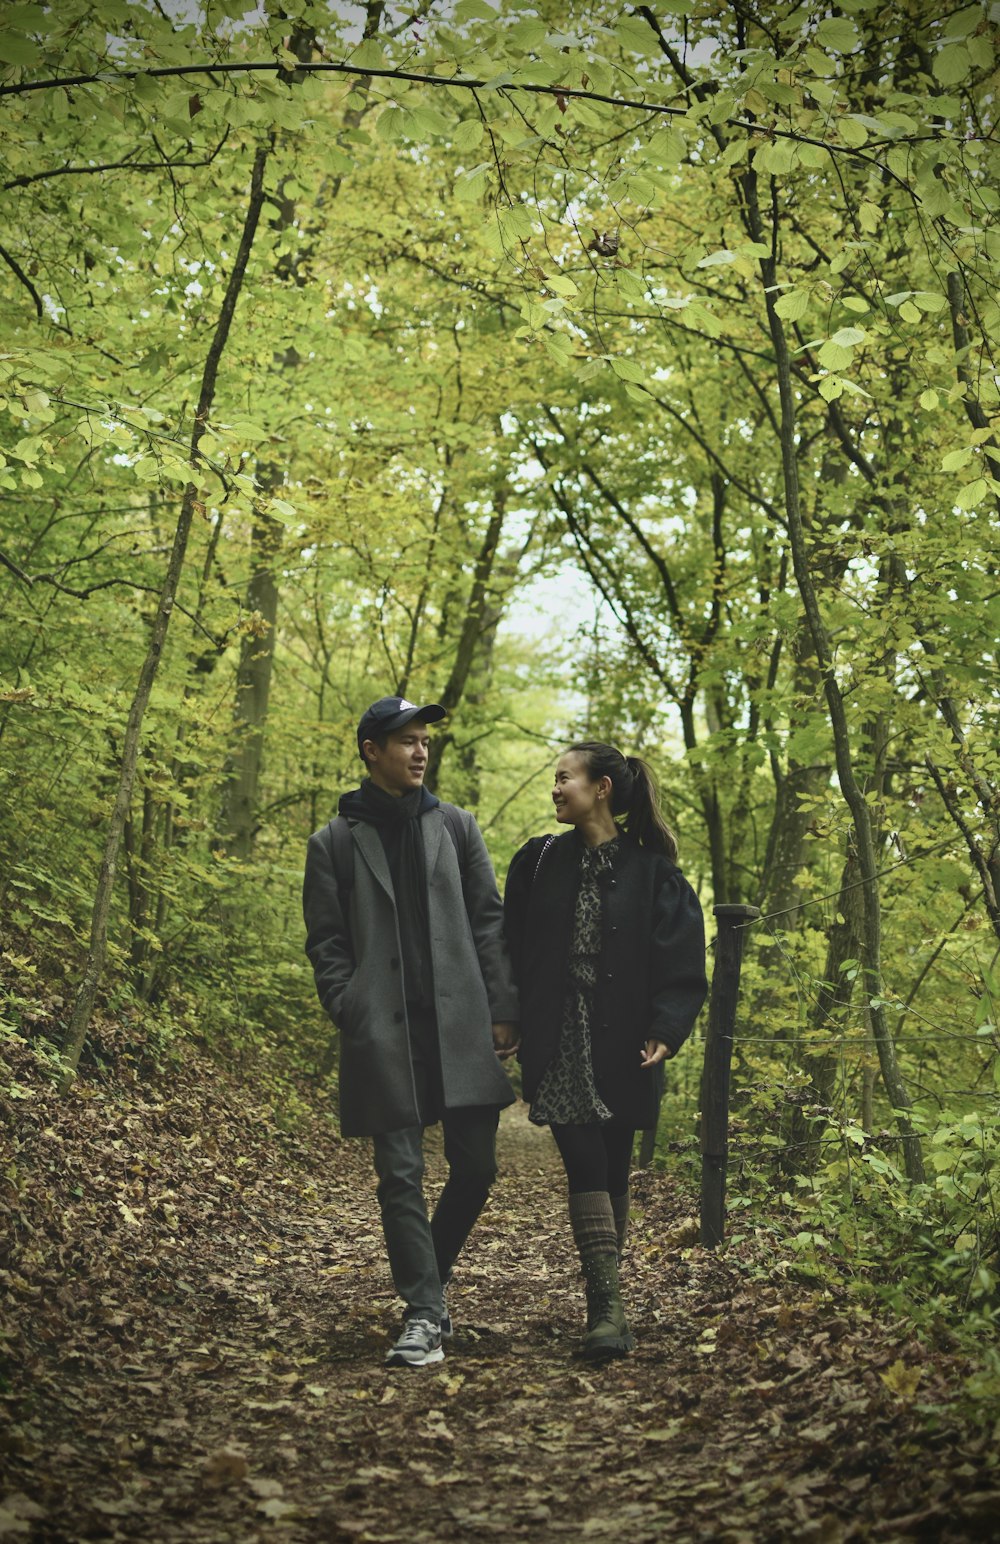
<box><xmin>1</xmin><ymin>1028</ymin><xmax>998</xmax><ymax>1542</ymax></box>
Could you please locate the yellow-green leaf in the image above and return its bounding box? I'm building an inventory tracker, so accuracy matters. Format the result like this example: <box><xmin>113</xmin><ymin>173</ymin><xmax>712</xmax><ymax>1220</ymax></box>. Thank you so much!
<box><xmin>880</xmin><ymin>1359</ymin><xmax>922</xmax><ymax>1400</ymax></box>
<box><xmin>453</xmin><ymin>118</ymin><xmax>483</xmax><ymax>151</ymax></box>
<box><xmin>839</xmin><ymin>116</ymin><xmax>868</xmax><ymax>148</ymax></box>
<box><xmin>0</xmin><ymin>33</ymin><xmax>40</xmax><ymax>65</ymax></box>
<box><xmin>408</xmin><ymin>105</ymin><xmax>450</xmax><ymax>138</ymax></box>
<box><xmin>351</xmin><ymin>39</ymin><xmax>384</xmax><ymax>71</ymax></box>
<box><xmin>455</xmin><ymin>0</ymin><xmax>496</xmax><ymax>21</ymax></box>
<box><xmin>831</xmin><ymin>326</ymin><xmax>866</xmax><ymax>347</ymax></box>
<box><xmin>610</xmin><ymin>357</ymin><xmax>646</xmax><ymax>384</ymax></box>
<box><xmin>376</xmin><ymin>106</ymin><xmax>409</xmax><ymax>143</ymax></box>
<box><xmin>933</xmin><ymin>43</ymin><xmax>971</xmax><ymax>85</ymax></box>
<box><xmin>774</xmin><ymin>289</ymin><xmax>810</xmax><ymax>321</ymax></box>
<box><xmin>955</xmin><ymin>478</ymin><xmax>987</xmax><ymax>510</ymax></box>
<box><xmin>818</xmin><ymin>340</ymin><xmax>853</xmax><ymax>370</ymax></box>
<box><xmin>816</xmin><ymin>17</ymin><xmax>858</xmax><ymax>52</ymax></box>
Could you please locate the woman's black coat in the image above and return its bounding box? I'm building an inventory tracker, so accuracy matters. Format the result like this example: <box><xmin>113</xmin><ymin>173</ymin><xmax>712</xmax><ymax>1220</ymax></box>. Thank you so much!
<box><xmin>504</xmin><ymin>830</ymin><xmax>708</xmax><ymax>1129</ymax></box>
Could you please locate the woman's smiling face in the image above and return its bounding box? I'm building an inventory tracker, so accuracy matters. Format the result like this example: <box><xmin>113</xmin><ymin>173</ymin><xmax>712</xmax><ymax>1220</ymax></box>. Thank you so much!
<box><xmin>552</xmin><ymin>752</ymin><xmax>609</xmax><ymax>825</ymax></box>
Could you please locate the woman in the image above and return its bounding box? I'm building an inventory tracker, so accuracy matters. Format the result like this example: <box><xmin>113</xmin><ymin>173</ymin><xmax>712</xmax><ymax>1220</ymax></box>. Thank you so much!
<box><xmin>504</xmin><ymin>742</ymin><xmax>707</xmax><ymax>1359</ymax></box>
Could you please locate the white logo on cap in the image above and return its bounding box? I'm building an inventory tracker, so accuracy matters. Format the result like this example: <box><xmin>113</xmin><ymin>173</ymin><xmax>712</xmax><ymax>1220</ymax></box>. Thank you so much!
<box><xmin>398</xmin><ymin>698</ymin><xmax>417</xmax><ymax>710</ymax></box>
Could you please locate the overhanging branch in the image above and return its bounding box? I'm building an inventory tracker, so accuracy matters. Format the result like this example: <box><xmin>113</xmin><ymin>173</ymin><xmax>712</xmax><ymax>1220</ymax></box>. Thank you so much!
<box><xmin>0</xmin><ymin>58</ymin><xmax>944</xmax><ymax>190</ymax></box>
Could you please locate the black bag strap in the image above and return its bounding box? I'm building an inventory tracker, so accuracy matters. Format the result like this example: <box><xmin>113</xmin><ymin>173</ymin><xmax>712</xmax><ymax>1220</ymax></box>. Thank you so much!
<box><xmin>532</xmin><ymin>834</ymin><xmax>555</xmax><ymax>885</ymax></box>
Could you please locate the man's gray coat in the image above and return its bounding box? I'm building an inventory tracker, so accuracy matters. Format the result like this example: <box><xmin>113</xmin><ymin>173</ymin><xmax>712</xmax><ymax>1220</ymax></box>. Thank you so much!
<box><xmin>303</xmin><ymin>804</ymin><xmax>517</xmax><ymax>1137</ymax></box>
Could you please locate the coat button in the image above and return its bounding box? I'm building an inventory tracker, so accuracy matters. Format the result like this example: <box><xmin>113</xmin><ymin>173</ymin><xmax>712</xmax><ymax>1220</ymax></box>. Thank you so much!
<box><xmin>390</xmin><ymin>957</ymin><xmax>399</xmax><ymax>969</ymax></box>
<box><xmin>609</xmin><ymin>926</ymin><xmax>618</xmax><ymax>935</ymax></box>
<box><xmin>393</xmin><ymin>1010</ymin><xmax>403</xmax><ymax>1023</ymax></box>
<box><xmin>605</xmin><ymin>971</ymin><xmax>613</xmax><ymax>981</ymax></box>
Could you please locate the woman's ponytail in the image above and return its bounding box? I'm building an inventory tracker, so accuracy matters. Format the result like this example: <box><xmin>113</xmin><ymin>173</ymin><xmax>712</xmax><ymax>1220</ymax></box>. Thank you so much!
<box><xmin>565</xmin><ymin>743</ymin><xmax>679</xmax><ymax>861</ymax></box>
<box><xmin>624</xmin><ymin>755</ymin><xmax>678</xmax><ymax>861</ymax></box>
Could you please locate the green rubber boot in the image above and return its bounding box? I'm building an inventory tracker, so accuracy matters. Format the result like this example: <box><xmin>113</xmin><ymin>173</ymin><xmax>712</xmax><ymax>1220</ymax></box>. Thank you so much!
<box><xmin>581</xmin><ymin>1250</ymin><xmax>635</xmax><ymax>1359</ymax></box>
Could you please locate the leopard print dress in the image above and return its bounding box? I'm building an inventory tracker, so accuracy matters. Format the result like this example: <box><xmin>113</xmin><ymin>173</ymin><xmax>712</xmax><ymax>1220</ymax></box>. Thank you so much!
<box><xmin>528</xmin><ymin>835</ymin><xmax>619</xmax><ymax>1128</ymax></box>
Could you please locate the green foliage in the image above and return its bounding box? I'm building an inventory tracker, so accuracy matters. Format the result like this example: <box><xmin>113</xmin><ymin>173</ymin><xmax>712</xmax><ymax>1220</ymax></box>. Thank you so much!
<box><xmin>1</xmin><ymin>0</ymin><xmax>998</xmax><ymax>1341</ymax></box>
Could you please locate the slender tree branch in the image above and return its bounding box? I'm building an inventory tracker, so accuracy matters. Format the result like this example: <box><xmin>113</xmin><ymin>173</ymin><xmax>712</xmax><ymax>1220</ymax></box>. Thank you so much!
<box><xmin>925</xmin><ymin>757</ymin><xmax>1000</xmax><ymax>933</ymax></box>
<box><xmin>0</xmin><ymin>552</ymin><xmax>228</xmax><ymax>643</ymax></box>
<box><xmin>0</xmin><ymin>240</ymin><xmax>43</xmax><ymax>317</ymax></box>
<box><xmin>1</xmin><ymin>135</ymin><xmax>230</xmax><ymax>192</ymax></box>
<box><xmin>947</xmin><ymin>269</ymin><xmax>1000</xmax><ymax>484</ymax></box>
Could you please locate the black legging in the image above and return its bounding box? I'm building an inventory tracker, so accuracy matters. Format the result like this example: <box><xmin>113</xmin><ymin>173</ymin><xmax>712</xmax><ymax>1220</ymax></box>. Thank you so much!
<box><xmin>550</xmin><ymin>1120</ymin><xmax>635</xmax><ymax>1196</ymax></box>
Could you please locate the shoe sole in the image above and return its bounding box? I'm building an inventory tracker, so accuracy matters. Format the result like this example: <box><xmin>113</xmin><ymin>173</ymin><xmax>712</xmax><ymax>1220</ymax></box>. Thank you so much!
<box><xmin>385</xmin><ymin>1347</ymin><xmax>445</xmax><ymax>1368</ymax></box>
<box><xmin>582</xmin><ymin>1333</ymin><xmax>636</xmax><ymax>1360</ymax></box>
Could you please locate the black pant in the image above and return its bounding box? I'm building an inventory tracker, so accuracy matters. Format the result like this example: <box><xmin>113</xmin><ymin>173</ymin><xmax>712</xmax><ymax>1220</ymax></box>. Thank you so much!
<box><xmin>550</xmin><ymin>1120</ymin><xmax>635</xmax><ymax>1195</ymax></box>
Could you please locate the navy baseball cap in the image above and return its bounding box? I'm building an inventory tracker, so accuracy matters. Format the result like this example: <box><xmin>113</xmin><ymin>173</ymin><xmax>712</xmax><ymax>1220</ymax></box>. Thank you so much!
<box><xmin>357</xmin><ymin>696</ymin><xmax>446</xmax><ymax>758</ymax></box>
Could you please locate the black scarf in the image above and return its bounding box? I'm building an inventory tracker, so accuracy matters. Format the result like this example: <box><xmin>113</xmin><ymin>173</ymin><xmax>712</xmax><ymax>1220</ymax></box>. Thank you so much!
<box><xmin>338</xmin><ymin>780</ymin><xmax>438</xmax><ymax>1007</ymax></box>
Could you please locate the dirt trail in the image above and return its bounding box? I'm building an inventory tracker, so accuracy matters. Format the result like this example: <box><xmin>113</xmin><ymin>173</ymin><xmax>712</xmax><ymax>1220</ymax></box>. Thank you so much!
<box><xmin>2</xmin><ymin>1055</ymin><xmax>997</xmax><ymax>1543</ymax></box>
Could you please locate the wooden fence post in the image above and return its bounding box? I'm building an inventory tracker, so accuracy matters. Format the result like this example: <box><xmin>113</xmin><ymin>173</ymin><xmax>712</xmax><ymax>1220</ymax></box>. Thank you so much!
<box><xmin>636</xmin><ymin>1124</ymin><xmax>657</xmax><ymax>1170</ymax></box>
<box><xmin>700</xmin><ymin>903</ymin><xmax>760</xmax><ymax>1248</ymax></box>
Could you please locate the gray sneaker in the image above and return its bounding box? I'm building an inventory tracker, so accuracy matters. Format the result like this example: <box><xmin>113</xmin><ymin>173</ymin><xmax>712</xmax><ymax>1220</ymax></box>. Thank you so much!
<box><xmin>385</xmin><ymin>1316</ymin><xmax>444</xmax><ymax>1368</ymax></box>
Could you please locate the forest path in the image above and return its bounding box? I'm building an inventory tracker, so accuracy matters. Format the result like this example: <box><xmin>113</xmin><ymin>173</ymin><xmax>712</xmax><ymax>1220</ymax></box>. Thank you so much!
<box><xmin>2</xmin><ymin>1049</ymin><xmax>996</xmax><ymax>1544</ymax></box>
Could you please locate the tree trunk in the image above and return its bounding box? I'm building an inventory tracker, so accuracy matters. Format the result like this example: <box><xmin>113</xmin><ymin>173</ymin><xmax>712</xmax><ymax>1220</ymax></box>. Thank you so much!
<box><xmin>218</xmin><ymin>512</ymin><xmax>281</xmax><ymax>857</ymax></box>
<box><xmin>59</xmin><ymin>140</ymin><xmax>271</xmax><ymax>1087</ymax></box>
<box><xmin>756</xmin><ymin>639</ymin><xmax>830</xmax><ymax>925</ymax></box>
<box><xmin>788</xmin><ymin>844</ymin><xmax>862</xmax><ymax>1170</ymax></box>
<box><xmin>740</xmin><ymin>161</ymin><xmax>924</xmax><ymax>1182</ymax></box>
<box><xmin>424</xmin><ymin>489</ymin><xmax>506</xmax><ymax>793</ymax></box>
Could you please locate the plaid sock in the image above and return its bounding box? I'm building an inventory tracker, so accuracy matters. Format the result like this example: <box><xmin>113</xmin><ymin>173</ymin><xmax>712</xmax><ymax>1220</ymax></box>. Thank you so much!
<box><xmin>567</xmin><ymin>1190</ymin><xmax>617</xmax><ymax>1262</ymax></box>
<box><xmin>611</xmin><ymin>1190</ymin><xmax>629</xmax><ymax>1260</ymax></box>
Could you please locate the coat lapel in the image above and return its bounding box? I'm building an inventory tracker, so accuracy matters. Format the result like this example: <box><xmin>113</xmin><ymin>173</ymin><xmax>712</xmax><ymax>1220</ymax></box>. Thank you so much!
<box><xmin>351</xmin><ymin>821</ymin><xmax>394</xmax><ymax>900</ymax></box>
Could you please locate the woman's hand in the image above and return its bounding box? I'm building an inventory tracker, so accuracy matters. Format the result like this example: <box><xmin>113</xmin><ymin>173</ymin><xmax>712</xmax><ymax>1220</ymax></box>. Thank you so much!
<box><xmin>640</xmin><ymin>1039</ymin><xmax>670</xmax><ymax>1068</ymax></box>
<box><xmin>492</xmin><ymin>1020</ymin><xmax>520</xmax><ymax>1060</ymax></box>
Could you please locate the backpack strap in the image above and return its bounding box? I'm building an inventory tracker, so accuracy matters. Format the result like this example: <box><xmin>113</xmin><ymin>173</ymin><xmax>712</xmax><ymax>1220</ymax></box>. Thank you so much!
<box><xmin>440</xmin><ymin>803</ymin><xmax>470</xmax><ymax>876</ymax></box>
<box><xmin>327</xmin><ymin>816</ymin><xmax>355</xmax><ymax>907</ymax></box>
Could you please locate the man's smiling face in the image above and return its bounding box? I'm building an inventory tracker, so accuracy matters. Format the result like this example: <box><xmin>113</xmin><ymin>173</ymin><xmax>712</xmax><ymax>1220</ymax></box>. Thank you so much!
<box><xmin>363</xmin><ymin>721</ymin><xmax>431</xmax><ymax>795</ymax></box>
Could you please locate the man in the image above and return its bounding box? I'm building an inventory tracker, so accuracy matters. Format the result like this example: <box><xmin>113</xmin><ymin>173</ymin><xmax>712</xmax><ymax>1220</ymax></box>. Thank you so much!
<box><xmin>303</xmin><ymin>696</ymin><xmax>519</xmax><ymax>1368</ymax></box>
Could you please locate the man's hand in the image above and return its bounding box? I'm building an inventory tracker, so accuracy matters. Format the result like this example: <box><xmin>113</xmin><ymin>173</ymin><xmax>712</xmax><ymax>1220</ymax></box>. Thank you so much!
<box><xmin>492</xmin><ymin>1020</ymin><xmax>520</xmax><ymax>1060</ymax></box>
<box><xmin>640</xmin><ymin>1039</ymin><xmax>670</xmax><ymax>1068</ymax></box>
